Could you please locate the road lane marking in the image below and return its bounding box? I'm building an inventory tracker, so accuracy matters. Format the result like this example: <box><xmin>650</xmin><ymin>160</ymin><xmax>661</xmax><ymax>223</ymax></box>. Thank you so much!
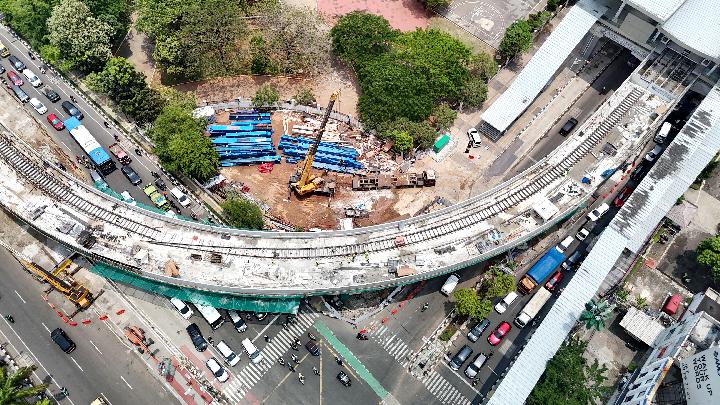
<box><xmin>120</xmin><ymin>376</ymin><xmax>133</xmax><ymax>389</ymax></box>
<box><xmin>40</xmin><ymin>322</ymin><xmax>51</xmax><ymax>333</ymax></box>
<box><xmin>14</xmin><ymin>290</ymin><xmax>26</xmax><ymax>303</ymax></box>
<box><xmin>71</xmin><ymin>357</ymin><xmax>84</xmax><ymax>372</ymax></box>
<box><xmin>252</xmin><ymin>314</ymin><xmax>280</xmax><ymax>343</ymax></box>
<box><xmin>89</xmin><ymin>340</ymin><xmax>103</xmax><ymax>354</ymax></box>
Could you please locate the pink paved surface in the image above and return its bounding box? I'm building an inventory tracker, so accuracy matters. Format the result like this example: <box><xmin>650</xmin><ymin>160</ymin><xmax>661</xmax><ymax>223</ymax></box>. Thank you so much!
<box><xmin>318</xmin><ymin>0</ymin><xmax>430</xmax><ymax>31</ymax></box>
<box><xmin>179</xmin><ymin>346</ymin><xmax>215</xmax><ymax>403</ymax></box>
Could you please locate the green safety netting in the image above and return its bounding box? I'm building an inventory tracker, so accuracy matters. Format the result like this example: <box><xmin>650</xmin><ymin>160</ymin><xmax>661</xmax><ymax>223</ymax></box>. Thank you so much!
<box><xmin>93</xmin><ymin>180</ymin><xmax>195</xmax><ymax>221</ymax></box>
<box><xmin>91</xmin><ymin>262</ymin><xmax>300</xmax><ymax>313</ymax></box>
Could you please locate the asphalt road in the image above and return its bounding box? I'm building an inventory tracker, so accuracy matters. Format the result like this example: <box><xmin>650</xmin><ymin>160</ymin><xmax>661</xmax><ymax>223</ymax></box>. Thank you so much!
<box><xmin>0</xmin><ymin>25</ymin><xmax>199</xmax><ymax>218</ymax></box>
<box><xmin>0</xmin><ymin>247</ymin><xmax>178</xmax><ymax>405</ymax></box>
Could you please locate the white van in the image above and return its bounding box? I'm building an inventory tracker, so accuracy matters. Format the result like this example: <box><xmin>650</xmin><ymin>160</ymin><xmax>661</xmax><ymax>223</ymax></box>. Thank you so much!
<box><xmin>494</xmin><ymin>291</ymin><xmax>519</xmax><ymax>314</ymax></box>
<box><xmin>22</xmin><ymin>68</ymin><xmax>42</xmax><ymax>87</ymax></box>
<box><xmin>440</xmin><ymin>273</ymin><xmax>460</xmax><ymax>296</ymax></box>
<box><xmin>216</xmin><ymin>340</ymin><xmax>240</xmax><ymax>366</ymax></box>
<box><xmin>467</xmin><ymin>128</ymin><xmax>482</xmax><ymax>147</ymax></box>
<box><xmin>555</xmin><ymin>235</ymin><xmax>575</xmax><ymax>254</ymax></box>
<box><xmin>170</xmin><ymin>187</ymin><xmax>191</xmax><ymax>207</ymax></box>
<box><xmin>241</xmin><ymin>338</ymin><xmax>263</xmax><ymax>364</ymax></box>
<box><xmin>228</xmin><ymin>310</ymin><xmax>247</xmax><ymax>333</ymax></box>
<box><xmin>655</xmin><ymin>122</ymin><xmax>671</xmax><ymax>144</ymax></box>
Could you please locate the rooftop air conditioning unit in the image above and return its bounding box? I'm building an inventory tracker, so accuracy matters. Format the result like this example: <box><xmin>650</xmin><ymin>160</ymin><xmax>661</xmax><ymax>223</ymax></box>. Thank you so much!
<box><xmin>660</xmin><ymin>36</ymin><xmax>670</xmax><ymax>44</ymax></box>
<box><xmin>701</xmin><ymin>59</ymin><xmax>711</xmax><ymax>67</ymax></box>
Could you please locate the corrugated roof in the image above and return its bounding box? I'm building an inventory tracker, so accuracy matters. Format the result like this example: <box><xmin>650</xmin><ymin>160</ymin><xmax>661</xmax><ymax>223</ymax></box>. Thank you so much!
<box><xmin>488</xmin><ymin>80</ymin><xmax>720</xmax><ymax>405</ymax></box>
<box><xmin>627</xmin><ymin>0</ymin><xmax>685</xmax><ymax>22</ymax></box>
<box><xmin>660</xmin><ymin>0</ymin><xmax>720</xmax><ymax>60</ymax></box>
<box><xmin>619</xmin><ymin>307</ymin><xmax>666</xmax><ymax>345</ymax></box>
<box><xmin>479</xmin><ymin>0</ymin><xmax>606</xmax><ymax>133</ymax></box>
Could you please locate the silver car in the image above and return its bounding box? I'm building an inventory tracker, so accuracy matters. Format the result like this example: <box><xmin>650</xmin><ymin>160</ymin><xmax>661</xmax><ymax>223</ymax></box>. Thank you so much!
<box><xmin>465</xmin><ymin>353</ymin><xmax>488</xmax><ymax>379</ymax></box>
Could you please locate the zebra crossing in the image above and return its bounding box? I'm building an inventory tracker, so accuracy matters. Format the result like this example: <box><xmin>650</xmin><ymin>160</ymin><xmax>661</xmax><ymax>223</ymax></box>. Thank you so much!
<box><xmin>371</xmin><ymin>325</ymin><xmax>471</xmax><ymax>405</ymax></box>
<box><xmin>221</xmin><ymin>311</ymin><xmax>320</xmax><ymax>402</ymax></box>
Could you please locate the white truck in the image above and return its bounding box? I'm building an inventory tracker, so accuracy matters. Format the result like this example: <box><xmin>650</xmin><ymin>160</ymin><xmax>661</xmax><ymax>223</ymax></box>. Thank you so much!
<box><xmin>514</xmin><ymin>288</ymin><xmax>553</xmax><ymax>328</ymax></box>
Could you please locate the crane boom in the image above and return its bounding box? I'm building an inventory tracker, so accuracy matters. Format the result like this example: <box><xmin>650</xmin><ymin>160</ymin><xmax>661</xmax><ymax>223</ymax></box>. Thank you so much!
<box><xmin>292</xmin><ymin>90</ymin><xmax>339</xmax><ymax>195</ymax></box>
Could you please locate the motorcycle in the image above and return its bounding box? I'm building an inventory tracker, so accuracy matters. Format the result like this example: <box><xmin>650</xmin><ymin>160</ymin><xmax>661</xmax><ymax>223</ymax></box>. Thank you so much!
<box><xmin>356</xmin><ymin>333</ymin><xmax>368</xmax><ymax>340</ymax></box>
<box><xmin>103</xmin><ymin>121</ymin><xmax>110</xmax><ymax>128</ymax></box>
<box><xmin>134</xmin><ymin>148</ymin><xmax>143</xmax><ymax>156</ymax></box>
<box><xmin>298</xmin><ymin>373</ymin><xmax>305</xmax><ymax>385</ymax></box>
<box><xmin>421</xmin><ymin>302</ymin><xmax>429</xmax><ymax>312</ymax></box>
<box><xmin>291</xmin><ymin>354</ymin><xmax>299</xmax><ymax>364</ymax></box>
<box><xmin>307</xmin><ymin>332</ymin><xmax>317</xmax><ymax>341</ymax></box>
<box><xmin>4</xmin><ymin>315</ymin><xmax>14</xmax><ymax>323</ymax></box>
<box><xmin>277</xmin><ymin>357</ymin><xmax>285</xmax><ymax>366</ymax></box>
<box><xmin>313</xmin><ymin>367</ymin><xmax>320</xmax><ymax>376</ymax></box>
<box><xmin>335</xmin><ymin>356</ymin><xmax>343</xmax><ymax>366</ymax></box>
<box><xmin>290</xmin><ymin>343</ymin><xmax>299</xmax><ymax>351</ymax></box>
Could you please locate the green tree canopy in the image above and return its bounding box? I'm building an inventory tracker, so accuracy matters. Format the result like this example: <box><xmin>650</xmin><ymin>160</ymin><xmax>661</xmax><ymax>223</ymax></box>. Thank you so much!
<box><xmin>579</xmin><ymin>299</ymin><xmax>613</xmax><ymax>331</ymax></box>
<box><xmin>379</xmin><ymin>117</ymin><xmax>438</xmax><ymax>150</ymax></box>
<box><xmin>0</xmin><ymin>0</ymin><xmax>56</xmax><ymax>48</ymax></box>
<box><xmin>453</xmin><ymin>288</ymin><xmax>483</xmax><ymax>319</ymax></box>
<box><xmin>483</xmin><ymin>268</ymin><xmax>517</xmax><ymax>298</ymax></box>
<box><xmin>252</xmin><ymin>84</ymin><xmax>279</xmax><ymax>107</ymax></box>
<box><xmin>47</xmin><ymin>0</ymin><xmax>114</xmax><ymax>73</ymax></box>
<box><xmin>0</xmin><ymin>365</ymin><xmax>48</xmax><ymax>404</ymax></box>
<box><xmin>221</xmin><ymin>197</ymin><xmax>264</xmax><ymax>230</ymax></box>
<box><xmin>294</xmin><ymin>88</ymin><xmax>317</xmax><ymax>106</ymax></box>
<box><xmin>528</xmin><ymin>338</ymin><xmax>609</xmax><ymax>405</ymax></box>
<box><xmin>431</xmin><ymin>103</ymin><xmax>457</xmax><ymax>130</ymax></box>
<box><xmin>149</xmin><ymin>104</ymin><xmax>219</xmax><ymax>181</ymax></box>
<box><xmin>498</xmin><ymin>20</ymin><xmax>533</xmax><ymax>61</ymax></box>
<box><xmin>330</xmin><ymin>11</ymin><xmax>397</xmax><ymax>66</ymax></box>
<box><xmin>461</xmin><ymin>76</ymin><xmax>489</xmax><ymax>109</ymax></box>
<box><xmin>697</xmin><ymin>236</ymin><xmax>720</xmax><ymax>280</ymax></box>
<box><xmin>387</xmin><ymin>130</ymin><xmax>413</xmax><ymax>153</ymax></box>
<box><xmin>419</xmin><ymin>0</ymin><xmax>451</xmax><ymax>7</ymax></box>
<box><xmin>84</xmin><ymin>0</ymin><xmax>131</xmax><ymax>45</ymax></box>
<box><xmin>469</xmin><ymin>52</ymin><xmax>498</xmax><ymax>82</ymax></box>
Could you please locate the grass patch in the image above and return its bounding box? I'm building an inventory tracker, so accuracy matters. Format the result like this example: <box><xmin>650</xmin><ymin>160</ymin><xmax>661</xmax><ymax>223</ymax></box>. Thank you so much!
<box><xmin>438</xmin><ymin>324</ymin><xmax>458</xmax><ymax>341</ymax></box>
<box><xmin>625</xmin><ymin>259</ymin><xmax>645</xmax><ymax>282</ymax></box>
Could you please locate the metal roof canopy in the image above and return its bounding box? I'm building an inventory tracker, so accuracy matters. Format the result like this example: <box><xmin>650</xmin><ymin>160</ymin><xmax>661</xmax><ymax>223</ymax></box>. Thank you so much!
<box><xmin>479</xmin><ymin>0</ymin><xmax>606</xmax><ymax>134</ymax></box>
<box><xmin>626</xmin><ymin>0</ymin><xmax>685</xmax><ymax>22</ymax></box>
<box><xmin>488</xmin><ymin>80</ymin><xmax>720</xmax><ymax>405</ymax></box>
<box><xmin>660</xmin><ymin>0</ymin><xmax>720</xmax><ymax>61</ymax></box>
<box><xmin>619</xmin><ymin>306</ymin><xmax>666</xmax><ymax>346</ymax></box>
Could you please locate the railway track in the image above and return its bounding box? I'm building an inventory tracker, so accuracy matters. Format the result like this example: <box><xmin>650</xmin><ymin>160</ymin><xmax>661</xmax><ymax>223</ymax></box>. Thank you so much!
<box><xmin>0</xmin><ymin>87</ymin><xmax>643</xmax><ymax>261</ymax></box>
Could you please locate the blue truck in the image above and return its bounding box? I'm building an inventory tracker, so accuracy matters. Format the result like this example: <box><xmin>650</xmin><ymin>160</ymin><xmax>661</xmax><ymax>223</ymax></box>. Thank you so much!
<box><xmin>518</xmin><ymin>248</ymin><xmax>565</xmax><ymax>293</ymax></box>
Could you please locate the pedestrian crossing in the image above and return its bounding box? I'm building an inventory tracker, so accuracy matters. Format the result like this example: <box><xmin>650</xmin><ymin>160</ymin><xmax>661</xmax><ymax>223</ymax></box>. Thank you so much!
<box><xmin>221</xmin><ymin>311</ymin><xmax>320</xmax><ymax>402</ymax></box>
<box><xmin>372</xmin><ymin>325</ymin><xmax>470</xmax><ymax>405</ymax></box>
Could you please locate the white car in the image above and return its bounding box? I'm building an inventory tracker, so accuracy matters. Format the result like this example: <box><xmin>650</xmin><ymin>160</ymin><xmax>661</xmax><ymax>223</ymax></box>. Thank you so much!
<box><xmin>644</xmin><ymin>145</ymin><xmax>663</xmax><ymax>162</ymax></box>
<box><xmin>169</xmin><ymin>297</ymin><xmax>194</xmax><ymax>320</ymax></box>
<box><xmin>494</xmin><ymin>291</ymin><xmax>519</xmax><ymax>314</ymax></box>
<box><xmin>29</xmin><ymin>98</ymin><xmax>47</xmax><ymax>114</ymax></box>
<box><xmin>22</xmin><ymin>68</ymin><xmax>42</xmax><ymax>87</ymax></box>
<box><xmin>205</xmin><ymin>358</ymin><xmax>229</xmax><ymax>382</ymax></box>
<box><xmin>170</xmin><ymin>187</ymin><xmax>191</xmax><ymax>207</ymax></box>
<box><xmin>586</xmin><ymin>203</ymin><xmax>610</xmax><ymax>222</ymax></box>
<box><xmin>216</xmin><ymin>340</ymin><xmax>240</xmax><ymax>367</ymax></box>
<box><xmin>576</xmin><ymin>226</ymin><xmax>591</xmax><ymax>241</ymax></box>
<box><xmin>467</xmin><ymin>128</ymin><xmax>481</xmax><ymax>147</ymax></box>
<box><xmin>120</xmin><ymin>191</ymin><xmax>136</xmax><ymax>206</ymax></box>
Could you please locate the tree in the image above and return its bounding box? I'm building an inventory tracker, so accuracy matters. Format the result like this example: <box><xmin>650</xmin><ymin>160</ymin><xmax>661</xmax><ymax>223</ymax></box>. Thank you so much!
<box><xmin>84</xmin><ymin>0</ymin><xmax>132</xmax><ymax>46</ymax></box>
<box><xmin>252</xmin><ymin>84</ymin><xmax>279</xmax><ymax>107</ymax></box>
<box><xmin>119</xmin><ymin>87</ymin><xmax>165</xmax><ymax>125</ymax></box>
<box><xmin>483</xmin><ymin>269</ymin><xmax>516</xmax><ymax>298</ymax></box>
<box><xmin>527</xmin><ymin>11</ymin><xmax>552</xmax><ymax>31</ymax></box>
<box><xmin>469</xmin><ymin>52</ymin><xmax>497</xmax><ymax>81</ymax></box>
<box><xmin>431</xmin><ymin>104</ymin><xmax>457</xmax><ymax>130</ymax></box>
<box><xmin>454</xmin><ymin>288</ymin><xmax>483</xmax><ymax>319</ymax></box>
<box><xmin>419</xmin><ymin>0</ymin><xmax>451</xmax><ymax>7</ymax></box>
<box><xmin>546</xmin><ymin>0</ymin><xmax>560</xmax><ymax>12</ymax></box>
<box><xmin>379</xmin><ymin>118</ymin><xmax>438</xmax><ymax>150</ymax></box>
<box><xmin>330</xmin><ymin>11</ymin><xmax>397</xmax><ymax>66</ymax></box>
<box><xmin>388</xmin><ymin>130</ymin><xmax>413</xmax><ymax>152</ymax></box>
<box><xmin>579</xmin><ymin>299</ymin><xmax>613</xmax><ymax>331</ymax></box>
<box><xmin>294</xmin><ymin>88</ymin><xmax>316</xmax><ymax>106</ymax></box>
<box><xmin>250</xmin><ymin>35</ymin><xmax>278</xmax><ymax>75</ymax></box>
<box><xmin>149</xmin><ymin>104</ymin><xmax>219</xmax><ymax>181</ymax></box>
<box><xmin>0</xmin><ymin>365</ymin><xmax>48</xmax><ymax>404</ymax></box>
<box><xmin>47</xmin><ymin>0</ymin><xmax>113</xmax><ymax>73</ymax></box>
<box><xmin>461</xmin><ymin>76</ymin><xmax>489</xmax><ymax>109</ymax></box>
<box><xmin>528</xmin><ymin>338</ymin><xmax>609</xmax><ymax>405</ymax></box>
<box><xmin>0</xmin><ymin>0</ymin><xmax>56</xmax><ymax>48</ymax></box>
<box><xmin>498</xmin><ymin>20</ymin><xmax>533</xmax><ymax>61</ymax></box>
<box><xmin>156</xmin><ymin>86</ymin><xmax>197</xmax><ymax>112</ymax></box>
<box><xmin>697</xmin><ymin>236</ymin><xmax>720</xmax><ymax>280</ymax></box>
<box><xmin>221</xmin><ymin>197</ymin><xmax>264</xmax><ymax>230</ymax></box>
<box><xmin>258</xmin><ymin>6</ymin><xmax>331</xmax><ymax>75</ymax></box>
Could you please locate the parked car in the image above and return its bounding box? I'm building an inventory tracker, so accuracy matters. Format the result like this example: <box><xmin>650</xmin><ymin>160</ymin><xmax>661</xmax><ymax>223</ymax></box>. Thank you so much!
<box><xmin>586</xmin><ymin>203</ymin><xmax>610</xmax><ymax>222</ymax></box>
<box><xmin>555</xmin><ymin>235</ymin><xmax>576</xmax><ymax>254</ymax></box>
<box><xmin>337</xmin><ymin>371</ymin><xmax>351</xmax><ymax>387</ymax></box>
<box><xmin>185</xmin><ymin>323</ymin><xmax>207</xmax><ymax>352</ymax></box>
<box><xmin>614</xmin><ymin>186</ymin><xmax>634</xmax><ymax>207</ymax></box>
<box><xmin>559</xmin><ymin>118</ymin><xmax>578</xmax><ymax>135</ymax></box>
<box><xmin>305</xmin><ymin>340</ymin><xmax>320</xmax><ymax>356</ymax></box>
<box><xmin>22</xmin><ymin>68</ymin><xmax>42</xmax><ymax>87</ymax></box>
<box><xmin>644</xmin><ymin>145</ymin><xmax>664</xmax><ymax>162</ymax></box>
<box><xmin>7</xmin><ymin>70</ymin><xmax>23</xmax><ymax>86</ymax></box>
<box><xmin>561</xmin><ymin>250</ymin><xmax>584</xmax><ymax>271</ymax></box>
<box><xmin>467</xmin><ymin>319</ymin><xmax>490</xmax><ymax>342</ymax></box>
<box><xmin>227</xmin><ymin>310</ymin><xmax>247</xmax><ymax>333</ymax></box>
<box><xmin>449</xmin><ymin>345</ymin><xmax>473</xmax><ymax>371</ymax></box>
<box><xmin>42</xmin><ymin>87</ymin><xmax>61</xmax><ymax>102</ymax></box>
<box><xmin>170</xmin><ymin>297</ymin><xmax>194</xmax><ymax>320</ymax></box>
<box><xmin>630</xmin><ymin>162</ymin><xmax>648</xmax><ymax>181</ymax></box>
<box><xmin>440</xmin><ymin>273</ymin><xmax>460</xmax><ymax>296</ymax></box>
<box><xmin>495</xmin><ymin>291</ymin><xmax>519</xmax><ymax>314</ymax></box>
<box><xmin>8</xmin><ymin>55</ymin><xmax>25</xmax><ymax>71</ymax></box>
<box><xmin>576</xmin><ymin>223</ymin><xmax>591</xmax><ymax>241</ymax></box>
<box><xmin>488</xmin><ymin>321</ymin><xmax>511</xmax><ymax>346</ymax></box>
<box><xmin>121</xmin><ymin>165</ymin><xmax>142</xmax><ymax>186</ymax></box>
<box><xmin>29</xmin><ymin>98</ymin><xmax>47</xmax><ymax>114</ymax></box>
<box><xmin>254</xmin><ymin>312</ymin><xmax>267</xmax><ymax>321</ymax></box>
<box><xmin>544</xmin><ymin>271</ymin><xmax>563</xmax><ymax>291</ymax></box>
<box><xmin>61</xmin><ymin>100</ymin><xmax>83</xmax><ymax>120</ymax></box>
<box><xmin>205</xmin><ymin>358</ymin><xmax>229</xmax><ymax>382</ymax></box>
<box><xmin>464</xmin><ymin>353</ymin><xmax>488</xmax><ymax>379</ymax></box>
<box><xmin>46</xmin><ymin>113</ymin><xmax>65</xmax><ymax>130</ymax></box>
<box><xmin>467</xmin><ymin>128</ymin><xmax>482</xmax><ymax>147</ymax></box>
<box><xmin>216</xmin><ymin>340</ymin><xmax>240</xmax><ymax>367</ymax></box>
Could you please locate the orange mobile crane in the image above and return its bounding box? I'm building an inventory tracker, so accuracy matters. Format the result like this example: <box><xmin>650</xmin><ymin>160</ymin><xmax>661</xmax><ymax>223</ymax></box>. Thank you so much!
<box><xmin>290</xmin><ymin>90</ymin><xmax>339</xmax><ymax>196</ymax></box>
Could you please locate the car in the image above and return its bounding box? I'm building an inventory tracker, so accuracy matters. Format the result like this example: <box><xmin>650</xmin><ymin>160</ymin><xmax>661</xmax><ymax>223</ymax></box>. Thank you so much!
<box><xmin>154</xmin><ymin>177</ymin><xmax>167</xmax><ymax>191</ymax></box>
<box><xmin>42</xmin><ymin>87</ymin><xmax>61</xmax><ymax>102</ymax></box>
<box><xmin>216</xmin><ymin>340</ymin><xmax>240</xmax><ymax>367</ymax></box>
<box><xmin>555</xmin><ymin>235</ymin><xmax>576</xmax><ymax>254</ymax></box>
<box><xmin>464</xmin><ymin>353</ymin><xmax>488</xmax><ymax>379</ymax></box>
<box><xmin>644</xmin><ymin>145</ymin><xmax>663</xmax><ymax>162</ymax></box>
<box><xmin>170</xmin><ymin>187</ymin><xmax>191</xmax><ymax>207</ymax></box>
<box><xmin>120</xmin><ymin>191</ymin><xmax>136</xmax><ymax>206</ymax></box>
<box><xmin>29</xmin><ymin>98</ymin><xmax>47</xmax><ymax>114</ymax></box>
<box><xmin>7</xmin><ymin>70</ymin><xmax>23</xmax><ymax>86</ymax></box>
<box><xmin>559</xmin><ymin>118</ymin><xmax>578</xmax><ymax>135</ymax></box>
<box><xmin>337</xmin><ymin>371</ymin><xmax>351</xmax><ymax>387</ymax></box>
<box><xmin>8</xmin><ymin>55</ymin><xmax>25</xmax><ymax>71</ymax></box>
<box><xmin>614</xmin><ymin>186</ymin><xmax>634</xmax><ymax>207</ymax></box>
<box><xmin>467</xmin><ymin>127</ymin><xmax>482</xmax><ymax>147</ymax></box>
<box><xmin>46</xmin><ymin>113</ymin><xmax>65</xmax><ymax>130</ymax></box>
<box><xmin>576</xmin><ymin>225</ymin><xmax>591</xmax><ymax>241</ymax></box>
<box><xmin>0</xmin><ymin>65</ymin><xmax>5</xmax><ymax>74</ymax></box>
<box><xmin>228</xmin><ymin>310</ymin><xmax>247</xmax><ymax>333</ymax></box>
<box><xmin>467</xmin><ymin>319</ymin><xmax>490</xmax><ymax>342</ymax></box>
<box><xmin>544</xmin><ymin>271</ymin><xmax>563</xmax><ymax>291</ymax></box>
<box><xmin>305</xmin><ymin>340</ymin><xmax>320</xmax><ymax>356</ymax></box>
<box><xmin>121</xmin><ymin>165</ymin><xmax>142</xmax><ymax>186</ymax></box>
<box><xmin>22</xmin><ymin>68</ymin><xmax>42</xmax><ymax>87</ymax></box>
<box><xmin>630</xmin><ymin>162</ymin><xmax>648</xmax><ymax>181</ymax></box>
<box><xmin>50</xmin><ymin>328</ymin><xmax>76</xmax><ymax>353</ymax></box>
<box><xmin>495</xmin><ymin>291</ymin><xmax>519</xmax><ymax>314</ymax></box>
<box><xmin>170</xmin><ymin>297</ymin><xmax>194</xmax><ymax>320</ymax></box>
<box><xmin>488</xmin><ymin>321</ymin><xmax>511</xmax><ymax>346</ymax></box>
<box><xmin>185</xmin><ymin>323</ymin><xmax>208</xmax><ymax>352</ymax></box>
<box><xmin>562</xmin><ymin>250</ymin><xmax>584</xmax><ymax>271</ymax></box>
<box><xmin>586</xmin><ymin>203</ymin><xmax>610</xmax><ymax>222</ymax></box>
<box><xmin>449</xmin><ymin>345</ymin><xmax>474</xmax><ymax>370</ymax></box>
<box><xmin>205</xmin><ymin>358</ymin><xmax>229</xmax><ymax>382</ymax></box>
<box><xmin>440</xmin><ymin>273</ymin><xmax>460</xmax><ymax>296</ymax></box>
<box><xmin>61</xmin><ymin>100</ymin><xmax>83</xmax><ymax>120</ymax></box>
<box><xmin>254</xmin><ymin>312</ymin><xmax>267</xmax><ymax>321</ymax></box>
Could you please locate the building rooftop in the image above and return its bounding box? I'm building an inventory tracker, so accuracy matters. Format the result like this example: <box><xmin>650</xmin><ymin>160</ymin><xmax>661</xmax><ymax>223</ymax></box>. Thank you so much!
<box><xmin>660</xmin><ymin>0</ymin><xmax>720</xmax><ymax>61</ymax></box>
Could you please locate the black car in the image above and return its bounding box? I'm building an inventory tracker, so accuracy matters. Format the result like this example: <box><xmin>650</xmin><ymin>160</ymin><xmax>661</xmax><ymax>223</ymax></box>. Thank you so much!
<box><xmin>337</xmin><ymin>371</ymin><xmax>351</xmax><ymax>387</ymax></box>
<box><xmin>630</xmin><ymin>162</ymin><xmax>648</xmax><ymax>181</ymax></box>
<box><xmin>42</xmin><ymin>87</ymin><xmax>61</xmax><ymax>103</ymax></box>
<box><xmin>467</xmin><ymin>319</ymin><xmax>490</xmax><ymax>342</ymax></box>
<box><xmin>61</xmin><ymin>100</ymin><xmax>84</xmax><ymax>120</ymax></box>
<box><xmin>186</xmin><ymin>323</ymin><xmax>208</xmax><ymax>352</ymax></box>
<box><xmin>305</xmin><ymin>340</ymin><xmax>320</xmax><ymax>356</ymax></box>
<box><xmin>121</xmin><ymin>165</ymin><xmax>142</xmax><ymax>186</ymax></box>
<box><xmin>154</xmin><ymin>177</ymin><xmax>167</xmax><ymax>191</ymax></box>
<box><xmin>559</xmin><ymin>118</ymin><xmax>578</xmax><ymax>135</ymax></box>
<box><xmin>51</xmin><ymin>328</ymin><xmax>76</xmax><ymax>354</ymax></box>
<box><xmin>8</xmin><ymin>55</ymin><xmax>25</xmax><ymax>71</ymax></box>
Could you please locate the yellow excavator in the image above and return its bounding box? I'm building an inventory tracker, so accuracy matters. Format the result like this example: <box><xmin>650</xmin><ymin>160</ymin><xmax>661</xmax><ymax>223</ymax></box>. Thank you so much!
<box><xmin>290</xmin><ymin>90</ymin><xmax>339</xmax><ymax>196</ymax></box>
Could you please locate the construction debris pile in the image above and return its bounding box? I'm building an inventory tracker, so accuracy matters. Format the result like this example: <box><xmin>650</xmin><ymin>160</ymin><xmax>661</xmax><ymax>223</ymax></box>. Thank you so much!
<box><xmin>208</xmin><ymin>111</ymin><xmax>280</xmax><ymax>166</ymax></box>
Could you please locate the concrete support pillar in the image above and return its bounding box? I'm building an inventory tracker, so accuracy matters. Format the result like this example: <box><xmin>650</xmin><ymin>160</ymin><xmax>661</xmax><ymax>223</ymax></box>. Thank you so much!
<box><xmin>613</xmin><ymin>1</ymin><xmax>626</xmax><ymax>23</ymax></box>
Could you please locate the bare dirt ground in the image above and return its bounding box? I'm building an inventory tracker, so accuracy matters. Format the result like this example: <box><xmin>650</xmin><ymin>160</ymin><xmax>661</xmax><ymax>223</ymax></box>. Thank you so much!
<box><xmin>317</xmin><ymin>0</ymin><xmax>430</xmax><ymax>31</ymax></box>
